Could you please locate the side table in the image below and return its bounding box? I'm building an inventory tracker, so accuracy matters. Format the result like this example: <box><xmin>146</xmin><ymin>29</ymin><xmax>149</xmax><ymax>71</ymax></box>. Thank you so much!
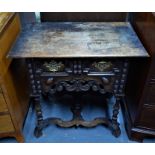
<box><xmin>8</xmin><ymin>22</ymin><xmax>149</xmax><ymax>138</ymax></box>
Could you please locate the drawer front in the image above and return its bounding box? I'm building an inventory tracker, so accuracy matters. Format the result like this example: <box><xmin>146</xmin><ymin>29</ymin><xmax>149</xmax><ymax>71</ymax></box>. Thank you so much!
<box><xmin>0</xmin><ymin>114</ymin><xmax>15</xmax><ymax>133</ymax></box>
<box><xmin>29</xmin><ymin>58</ymin><xmax>128</xmax><ymax>97</ymax></box>
<box><xmin>137</xmin><ymin>105</ymin><xmax>155</xmax><ymax>130</ymax></box>
<box><xmin>0</xmin><ymin>13</ymin><xmax>21</xmax><ymax>77</ymax></box>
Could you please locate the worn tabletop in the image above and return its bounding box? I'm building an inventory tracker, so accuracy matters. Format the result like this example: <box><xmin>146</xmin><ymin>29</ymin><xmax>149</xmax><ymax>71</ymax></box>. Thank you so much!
<box><xmin>8</xmin><ymin>22</ymin><xmax>149</xmax><ymax>58</ymax></box>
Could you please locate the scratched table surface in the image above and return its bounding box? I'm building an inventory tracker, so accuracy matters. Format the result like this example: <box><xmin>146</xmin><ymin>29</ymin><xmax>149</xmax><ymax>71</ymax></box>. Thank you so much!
<box><xmin>8</xmin><ymin>22</ymin><xmax>149</xmax><ymax>58</ymax></box>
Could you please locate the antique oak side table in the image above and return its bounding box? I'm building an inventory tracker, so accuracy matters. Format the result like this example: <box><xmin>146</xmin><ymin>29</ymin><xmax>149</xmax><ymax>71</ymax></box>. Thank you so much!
<box><xmin>8</xmin><ymin>22</ymin><xmax>148</xmax><ymax>138</ymax></box>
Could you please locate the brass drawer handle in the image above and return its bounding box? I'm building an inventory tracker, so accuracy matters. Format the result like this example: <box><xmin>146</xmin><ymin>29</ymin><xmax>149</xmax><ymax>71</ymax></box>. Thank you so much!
<box><xmin>92</xmin><ymin>61</ymin><xmax>113</xmax><ymax>72</ymax></box>
<box><xmin>43</xmin><ymin>60</ymin><xmax>65</xmax><ymax>72</ymax></box>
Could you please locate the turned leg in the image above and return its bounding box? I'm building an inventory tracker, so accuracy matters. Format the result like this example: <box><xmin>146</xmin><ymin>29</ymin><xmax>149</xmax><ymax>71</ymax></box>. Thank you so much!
<box><xmin>71</xmin><ymin>102</ymin><xmax>83</xmax><ymax>120</ymax></box>
<box><xmin>33</xmin><ymin>96</ymin><xmax>44</xmax><ymax>138</ymax></box>
<box><xmin>111</xmin><ymin>97</ymin><xmax>121</xmax><ymax>137</ymax></box>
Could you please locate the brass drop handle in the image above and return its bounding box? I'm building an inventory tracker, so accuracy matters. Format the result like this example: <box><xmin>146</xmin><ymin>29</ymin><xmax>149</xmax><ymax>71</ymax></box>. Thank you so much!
<box><xmin>102</xmin><ymin>77</ymin><xmax>109</xmax><ymax>84</ymax></box>
<box><xmin>46</xmin><ymin>78</ymin><xmax>53</xmax><ymax>84</ymax></box>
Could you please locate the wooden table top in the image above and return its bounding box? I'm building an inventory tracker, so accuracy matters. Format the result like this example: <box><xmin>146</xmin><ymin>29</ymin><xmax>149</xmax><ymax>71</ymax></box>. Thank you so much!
<box><xmin>8</xmin><ymin>22</ymin><xmax>149</xmax><ymax>58</ymax></box>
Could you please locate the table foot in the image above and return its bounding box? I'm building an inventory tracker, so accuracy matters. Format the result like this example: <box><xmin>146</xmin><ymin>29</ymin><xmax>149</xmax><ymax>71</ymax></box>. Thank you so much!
<box><xmin>111</xmin><ymin>123</ymin><xmax>121</xmax><ymax>137</ymax></box>
<box><xmin>34</xmin><ymin>126</ymin><xmax>43</xmax><ymax>138</ymax></box>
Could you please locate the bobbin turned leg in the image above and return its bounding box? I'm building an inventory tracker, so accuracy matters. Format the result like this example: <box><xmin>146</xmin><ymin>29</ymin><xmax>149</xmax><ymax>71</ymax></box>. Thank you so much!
<box><xmin>33</xmin><ymin>96</ymin><xmax>44</xmax><ymax>138</ymax></box>
<box><xmin>111</xmin><ymin>97</ymin><xmax>121</xmax><ymax>137</ymax></box>
<box><xmin>27</xmin><ymin>59</ymin><xmax>43</xmax><ymax>137</ymax></box>
<box><xmin>27</xmin><ymin>59</ymin><xmax>44</xmax><ymax>138</ymax></box>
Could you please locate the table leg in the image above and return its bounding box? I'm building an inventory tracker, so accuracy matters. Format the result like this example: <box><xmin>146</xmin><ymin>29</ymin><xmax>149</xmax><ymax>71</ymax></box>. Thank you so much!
<box><xmin>71</xmin><ymin>94</ymin><xmax>84</xmax><ymax>126</ymax></box>
<box><xmin>33</xmin><ymin>96</ymin><xmax>44</xmax><ymax>138</ymax></box>
<box><xmin>111</xmin><ymin>97</ymin><xmax>121</xmax><ymax>137</ymax></box>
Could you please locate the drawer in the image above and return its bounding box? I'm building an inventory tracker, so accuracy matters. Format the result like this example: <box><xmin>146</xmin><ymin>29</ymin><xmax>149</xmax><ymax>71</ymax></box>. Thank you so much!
<box><xmin>137</xmin><ymin>105</ymin><xmax>155</xmax><ymax>130</ymax></box>
<box><xmin>0</xmin><ymin>91</ymin><xmax>8</xmax><ymax>113</ymax></box>
<box><xmin>31</xmin><ymin>59</ymin><xmax>128</xmax><ymax>96</ymax></box>
<box><xmin>0</xmin><ymin>13</ymin><xmax>21</xmax><ymax>77</ymax></box>
<box><xmin>0</xmin><ymin>114</ymin><xmax>15</xmax><ymax>133</ymax></box>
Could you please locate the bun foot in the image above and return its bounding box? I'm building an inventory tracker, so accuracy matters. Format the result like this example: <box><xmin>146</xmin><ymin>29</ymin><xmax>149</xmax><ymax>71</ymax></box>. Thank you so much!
<box><xmin>34</xmin><ymin>127</ymin><xmax>43</xmax><ymax>138</ymax></box>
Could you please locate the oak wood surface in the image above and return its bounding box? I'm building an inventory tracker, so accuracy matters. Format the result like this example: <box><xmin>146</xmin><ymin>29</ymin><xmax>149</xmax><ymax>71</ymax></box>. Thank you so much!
<box><xmin>0</xmin><ymin>13</ymin><xmax>15</xmax><ymax>36</ymax></box>
<box><xmin>0</xmin><ymin>115</ymin><xmax>15</xmax><ymax>133</ymax></box>
<box><xmin>0</xmin><ymin>13</ymin><xmax>21</xmax><ymax>78</ymax></box>
<box><xmin>0</xmin><ymin>93</ymin><xmax>8</xmax><ymax>113</ymax></box>
<box><xmin>0</xmin><ymin>12</ymin><xmax>30</xmax><ymax>142</ymax></box>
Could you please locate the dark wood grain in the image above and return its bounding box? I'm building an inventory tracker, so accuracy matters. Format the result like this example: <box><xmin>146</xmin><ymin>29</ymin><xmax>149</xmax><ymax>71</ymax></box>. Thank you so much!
<box><xmin>122</xmin><ymin>12</ymin><xmax>155</xmax><ymax>142</ymax></box>
<box><xmin>8</xmin><ymin>22</ymin><xmax>148</xmax><ymax>58</ymax></box>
